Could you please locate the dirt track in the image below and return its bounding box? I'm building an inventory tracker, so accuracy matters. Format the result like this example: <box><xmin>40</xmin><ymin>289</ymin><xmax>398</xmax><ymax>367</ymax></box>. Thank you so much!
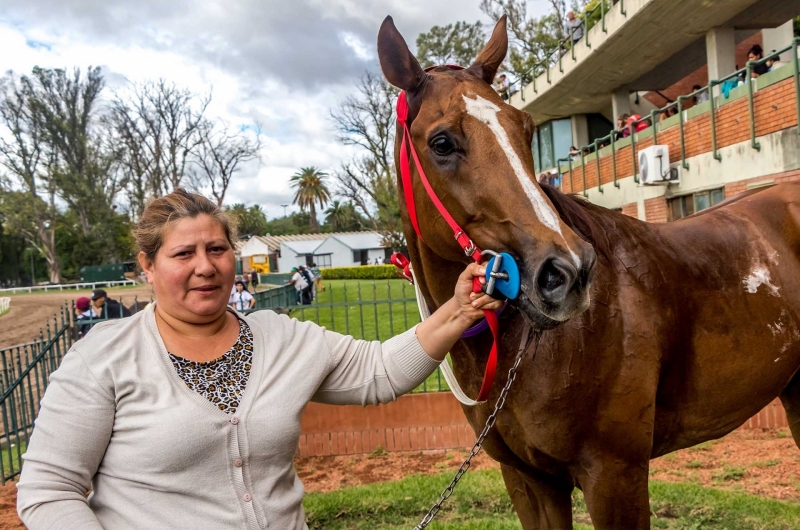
<box><xmin>0</xmin><ymin>286</ymin><xmax>155</xmax><ymax>349</ymax></box>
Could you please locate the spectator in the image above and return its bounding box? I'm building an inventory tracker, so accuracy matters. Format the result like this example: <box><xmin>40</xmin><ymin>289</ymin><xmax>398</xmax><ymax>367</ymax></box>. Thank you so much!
<box><xmin>250</xmin><ymin>270</ymin><xmax>259</xmax><ymax>292</ymax></box>
<box><xmin>91</xmin><ymin>289</ymin><xmax>131</xmax><ymax>319</ymax></box>
<box><xmin>288</xmin><ymin>267</ymin><xmax>310</xmax><ymax>305</ymax></box>
<box><xmin>660</xmin><ymin>104</ymin><xmax>678</xmax><ymax>121</ymax></box>
<box><xmin>564</xmin><ymin>11</ymin><xmax>583</xmax><ymax>45</ymax></box>
<box><xmin>616</xmin><ymin>114</ymin><xmax>630</xmax><ymax>139</ymax></box>
<box><xmin>749</xmin><ymin>44</ymin><xmax>770</xmax><ymax>78</ymax></box>
<box><xmin>311</xmin><ymin>262</ymin><xmax>325</xmax><ymax>293</ymax></box>
<box><xmin>75</xmin><ymin>297</ymin><xmax>97</xmax><ymax>339</ymax></box>
<box><xmin>569</xmin><ymin>146</ymin><xmax>580</xmax><ymax>158</ymax></box>
<box><xmin>299</xmin><ymin>265</ymin><xmax>316</xmax><ymax>303</ymax></box>
<box><xmin>693</xmin><ymin>85</ymin><xmax>709</xmax><ymax>104</ymax></box>
<box><xmin>494</xmin><ymin>74</ymin><xmax>510</xmax><ymax>100</ymax></box>
<box><xmin>229</xmin><ymin>280</ymin><xmax>255</xmax><ymax>312</ymax></box>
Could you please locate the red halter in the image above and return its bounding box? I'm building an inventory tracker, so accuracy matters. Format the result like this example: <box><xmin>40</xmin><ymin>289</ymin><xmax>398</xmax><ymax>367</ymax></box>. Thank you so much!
<box><xmin>396</xmin><ymin>65</ymin><xmax>499</xmax><ymax>402</ymax></box>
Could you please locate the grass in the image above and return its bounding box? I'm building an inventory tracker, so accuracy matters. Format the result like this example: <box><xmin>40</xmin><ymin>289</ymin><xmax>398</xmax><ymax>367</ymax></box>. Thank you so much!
<box><xmin>1</xmin><ymin>438</ymin><xmax>27</xmax><ymax>478</ymax></box>
<box><xmin>290</xmin><ymin>280</ymin><xmax>450</xmax><ymax>393</ymax></box>
<box><xmin>303</xmin><ymin>468</ymin><xmax>800</xmax><ymax>529</ymax></box>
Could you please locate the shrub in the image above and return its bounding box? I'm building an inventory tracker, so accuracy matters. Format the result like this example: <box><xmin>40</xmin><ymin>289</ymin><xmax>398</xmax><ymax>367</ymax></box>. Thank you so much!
<box><xmin>320</xmin><ymin>265</ymin><xmax>400</xmax><ymax>280</ymax></box>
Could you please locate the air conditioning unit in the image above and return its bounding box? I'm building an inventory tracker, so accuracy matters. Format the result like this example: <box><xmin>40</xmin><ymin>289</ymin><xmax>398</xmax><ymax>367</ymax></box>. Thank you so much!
<box><xmin>638</xmin><ymin>145</ymin><xmax>679</xmax><ymax>186</ymax></box>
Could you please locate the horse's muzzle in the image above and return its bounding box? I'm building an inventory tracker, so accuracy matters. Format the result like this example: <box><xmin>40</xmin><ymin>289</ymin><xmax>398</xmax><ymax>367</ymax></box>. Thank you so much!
<box><xmin>517</xmin><ymin>247</ymin><xmax>596</xmax><ymax>328</ymax></box>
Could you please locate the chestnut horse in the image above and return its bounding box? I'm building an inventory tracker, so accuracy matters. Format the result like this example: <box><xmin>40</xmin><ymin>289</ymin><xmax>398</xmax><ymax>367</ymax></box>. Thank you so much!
<box><xmin>378</xmin><ymin>15</ymin><xmax>800</xmax><ymax>529</ymax></box>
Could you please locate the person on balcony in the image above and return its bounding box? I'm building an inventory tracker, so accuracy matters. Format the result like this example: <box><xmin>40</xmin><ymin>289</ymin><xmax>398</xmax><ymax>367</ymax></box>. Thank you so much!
<box><xmin>17</xmin><ymin>188</ymin><xmax>502</xmax><ymax>530</ymax></box>
<box><xmin>749</xmin><ymin>44</ymin><xmax>770</xmax><ymax>79</ymax></box>
<box><xmin>693</xmin><ymin>85</ymin><xmax>709</xmax><ymax>105</ymax></box>
<box><xmin>564</xmin><ymin>11</ymin><xmax>583</xmax><ymax>46</ymax></box>
<box><xmin>493</xmin><ymin>73</ymin><xmax>510</xmax><ymax>100</ymax></box>
<box><xmin>229</xmin><ymin>280</ymin><xmax>255</xmax><ymax>312</ymax></box>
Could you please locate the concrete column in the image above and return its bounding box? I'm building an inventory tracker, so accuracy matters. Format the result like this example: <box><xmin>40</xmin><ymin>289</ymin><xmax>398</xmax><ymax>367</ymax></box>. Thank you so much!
<box><xmin>763</xmin><ymin>20</ymin><xmax>794</xmax><ymax>62</ymax></box>
<box><xmin>570</xmin><ymin>114</ymin><xmax>589</xmax><ymax>148</ymax></box>
<box><xmin>706</xmin><ymin>27</ymin><xmax>736</xmax><ymax>97</ymax></box>
<box><xmin>611</xmin><ymin>89</ymin><xmax>631</xmax><ymax>122</ymax></box>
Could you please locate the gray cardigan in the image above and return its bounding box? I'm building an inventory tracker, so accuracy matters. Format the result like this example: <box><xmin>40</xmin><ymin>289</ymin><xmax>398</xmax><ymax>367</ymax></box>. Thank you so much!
<box><xmin>17</xmin><ymin>304</ymin><xmax>440</xmax><ymax>529</ymax></box>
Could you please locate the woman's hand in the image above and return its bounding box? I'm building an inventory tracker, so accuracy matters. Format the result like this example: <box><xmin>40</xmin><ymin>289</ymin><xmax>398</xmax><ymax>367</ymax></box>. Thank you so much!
<box><xmin>453</xmin><ymin>262</ymin><xmax>505</xmax><ymax>324</ymax></box>
<box><xmin>414</xmin><ymin>262</ymin><xmax>506</xmax><ymax>362</ymax></box>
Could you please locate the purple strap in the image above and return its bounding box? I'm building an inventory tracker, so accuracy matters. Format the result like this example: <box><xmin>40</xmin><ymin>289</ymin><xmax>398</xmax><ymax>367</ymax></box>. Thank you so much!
<box><xmin>460</xmin><ymin>301</ymin><xmax>508</xmax><ymax>338</ymax></box>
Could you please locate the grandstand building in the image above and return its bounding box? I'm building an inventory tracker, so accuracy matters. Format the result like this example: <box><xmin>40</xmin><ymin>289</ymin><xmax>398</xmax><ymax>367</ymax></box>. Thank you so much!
<box><xmin>510</xmin><ymin>0</ymin><xmax>799</xmax><ymax>221</ymax></box>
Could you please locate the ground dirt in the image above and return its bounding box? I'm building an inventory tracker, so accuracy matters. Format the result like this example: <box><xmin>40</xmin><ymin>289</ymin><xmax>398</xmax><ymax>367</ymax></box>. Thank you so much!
<box><xmin>0</xmin><ymin>286</ymin><xmax>155</xmax><ymax>349</ymax></box>
<box><xmin>0</xmin><ymin>430</ymin><xmax>797</xmax><ymax>528</ymax></box>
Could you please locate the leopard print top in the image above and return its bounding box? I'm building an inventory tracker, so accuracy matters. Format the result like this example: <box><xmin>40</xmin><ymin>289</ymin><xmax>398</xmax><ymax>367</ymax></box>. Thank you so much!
<box><xmin>169</xmin><ymin>319</ymin><xmax>253</xmax><ymax>415</ymax></box>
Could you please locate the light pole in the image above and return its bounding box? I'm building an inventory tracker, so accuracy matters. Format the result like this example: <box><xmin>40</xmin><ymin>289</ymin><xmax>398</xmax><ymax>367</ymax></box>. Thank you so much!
<box><xmin>281</xmin><ymin>204</ymin><xmax>289</xmax><ymax>217</ymax></box>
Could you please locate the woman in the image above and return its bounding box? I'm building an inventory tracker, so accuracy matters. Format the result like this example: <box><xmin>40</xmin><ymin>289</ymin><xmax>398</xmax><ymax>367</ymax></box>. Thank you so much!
<box><xmin>230</xmin><ymin>279</ymin><xmax>255</xmax><ymax>312</ymax></box>
<box><xmin>16</xmin><ymin>189</ymin><xmax>501</xmax><ymax>530</ymax></box>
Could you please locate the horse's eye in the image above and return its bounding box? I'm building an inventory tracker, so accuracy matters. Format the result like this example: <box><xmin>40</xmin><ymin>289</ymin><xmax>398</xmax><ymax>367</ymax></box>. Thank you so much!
<box><xmin>430</xmin><ymin>135</ymin><xmax>456</xmax><ymax>157</ymax></box>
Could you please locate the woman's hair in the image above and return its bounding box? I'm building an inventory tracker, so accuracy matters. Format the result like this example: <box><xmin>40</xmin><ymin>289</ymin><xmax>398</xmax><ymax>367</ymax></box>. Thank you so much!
<box><xmin>134</xmin><ymin>188</ymin><xmax>238</xmax><ymax>262</ymax></box>
<box><xmin>749</xmin><ymin>44</ymin><xmax>763</xmax><ymax>58</ymax></box>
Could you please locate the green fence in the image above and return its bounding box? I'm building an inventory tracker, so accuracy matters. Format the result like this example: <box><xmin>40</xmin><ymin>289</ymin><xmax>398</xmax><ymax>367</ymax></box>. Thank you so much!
<box><xmin>0</xmin><ymin>279</ymin><xmax>451</xmax><ymax>483</ymax></box>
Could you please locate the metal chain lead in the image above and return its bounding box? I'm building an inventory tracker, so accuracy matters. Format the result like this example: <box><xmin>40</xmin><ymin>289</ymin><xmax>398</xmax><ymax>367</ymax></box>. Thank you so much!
<box><xmin>412</xmin><ymin>327</ymin><xmax>539</xmax><ymax>530</ymax></box>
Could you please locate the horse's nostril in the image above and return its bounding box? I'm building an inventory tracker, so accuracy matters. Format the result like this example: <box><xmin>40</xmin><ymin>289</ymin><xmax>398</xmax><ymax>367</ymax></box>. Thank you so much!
<box><xmin>536</xmin><ymin>258</ymin><xmax>576</xmax><ymax>304</ymax></box>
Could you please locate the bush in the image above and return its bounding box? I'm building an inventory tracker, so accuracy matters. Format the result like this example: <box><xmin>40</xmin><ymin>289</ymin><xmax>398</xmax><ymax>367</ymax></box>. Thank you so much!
<box><xmin>320</xmin><ymin>265</ymin><xmax>399</xmax><ymax>280</ymax></box>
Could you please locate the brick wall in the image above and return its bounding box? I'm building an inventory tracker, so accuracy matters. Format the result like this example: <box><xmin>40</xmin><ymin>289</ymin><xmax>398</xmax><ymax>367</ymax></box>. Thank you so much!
<box><xmin>297</xmin><ymin>391</ymin><xmax>787</xmax><ymax>457</ymax></box>
<box><xmin>725</xmin><ymin>168</ymin><xmax>800</xmax><ymax>197</ymax></box>
<box><xmin>298</xmin><ymin>392</ymin><xmax>474</xmax><ymax>457</ymax></box>
<box><xmin>561</xmin><ymin>71</ymin><xmax>799</xmax><ymax>198</ymax></box>
<box><xmin>621</xmin><ymin>202</ymin><xmax>638</xmax><ymax>218</ymax></box>
<box><xmin>644</xmin><ymin>196</ymin><xmax>668</xmax><ymax>223</ymax></box>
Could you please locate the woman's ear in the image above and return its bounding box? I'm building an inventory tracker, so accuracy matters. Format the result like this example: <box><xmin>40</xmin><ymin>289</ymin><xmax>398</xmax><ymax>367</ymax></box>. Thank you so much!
<box><xmin>138</xmin><ymin>251</ymin><xmax>154</xmax><ymax>284</ymax></box>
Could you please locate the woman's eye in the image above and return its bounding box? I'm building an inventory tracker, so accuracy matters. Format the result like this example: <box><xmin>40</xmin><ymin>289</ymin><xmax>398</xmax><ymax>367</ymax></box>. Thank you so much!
<box><xmin>430</xmin><ymin>135</ymin><xmax>455</xmax><ymax>156</ymax></box>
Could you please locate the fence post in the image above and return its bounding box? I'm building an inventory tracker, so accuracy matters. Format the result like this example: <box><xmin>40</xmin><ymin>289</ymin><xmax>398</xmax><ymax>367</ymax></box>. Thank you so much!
<box><xmin>568</xmin><ymin>156</ymin><xmax>575</xmax><ymax>193</ymax></box>
<box><xmin>677</xmin><ymin>95</ymin><xmax>690</xmax><ymax>169</ymax></box>
<box><xmin>746</xmin><ymin>62</ymin><xmax>761</xmax><ymax>151</ymax></box>
<box><xmin>793</xmin><ymin>38</ymin><xmax>800</xmax><ymax>136</ymax></box>
<box><xmin>594</xmin><ymin>140</ymin><xmax>603</xmax><ymax>193</ymax></box>
<box><xmin>611</xmin><ymin>129</ymin><xmax>619</xmax><ymax>187</ymax></box>
<box><xmin>630</xmin><ymin>122</ymin><xmax>639</xmax><ymax>184</ymax></box>
<box><xmin>580</xmin><ymin>150</ymin><xmax>588</xmax><ymax>197</ymax></box>
<box><xmin>709</xmin><ymin>80</ymin><xmax>723</xmax><ymax>161</ymax></box>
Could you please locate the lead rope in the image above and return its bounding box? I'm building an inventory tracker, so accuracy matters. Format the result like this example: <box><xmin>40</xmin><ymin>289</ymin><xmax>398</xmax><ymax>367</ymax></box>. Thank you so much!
<box><xmin>412</xmin><ymin>326</ymin><xmax>539</xmax><ymax>530</ymax></box>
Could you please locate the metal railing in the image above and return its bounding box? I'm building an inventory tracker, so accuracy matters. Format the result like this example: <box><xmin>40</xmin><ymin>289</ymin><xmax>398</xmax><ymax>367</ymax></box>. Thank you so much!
<box><xmin>0</xmin><ymin>279</ymin><xmax>137</xmax><ymax>295</ymax></box>
<box><xmin>0</xmin><ymin>305</ymin><xmax>73</xmax><ymax>483</ymax></box>
<box><xmin>0</xmin><ymin>298</ymin><xmax>8</xmax><ymax>316</ymax></box>
<box><xmin>558</xmin><ymin>39</ymin><xmax>800</xmax><ymax>191</ymax></box>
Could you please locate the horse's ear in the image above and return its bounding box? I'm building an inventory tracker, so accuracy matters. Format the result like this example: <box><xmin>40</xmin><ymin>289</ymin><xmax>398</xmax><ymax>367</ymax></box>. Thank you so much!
<box><xmin>378</xmin><ymin>16</ymin><xmax>426</xmax><ymax>93</ymax></box>
<box><xmin>467</xmin><ymin>15</ymin><xmax>508</xmax><ymax>84</ymax></box>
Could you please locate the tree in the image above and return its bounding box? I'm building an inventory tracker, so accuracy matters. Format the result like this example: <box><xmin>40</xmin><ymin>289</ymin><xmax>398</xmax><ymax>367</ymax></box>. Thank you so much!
<box><xmin>324</xmin><ymin>200</ymin><xmax>364</xmax><ymax>232</ymax></box>
<box><xmin>0</xmin><ymin>72</ymin><xmax>61</xmax><ymax>283</ymax></box>
<box><xmin>330</xmin><ymin>73</ymin><xmax>404</xmax><ymax>249</ymax></box>
<box><xmin>480</xmin><ymin>0</ymin><xmax>568</xmax><ymax>82</ymax></box>
<box><xmin>415</xmin><ymin>21</ymin><xmax>486</xmax><ymax>68</ymax></box>
<box><xmin>290</xmin><ymin>167</ymin><xmax>330</xmax><ymax>233</ymax></box>
<box><xmin>29</xmin><ymin>67</ymin><xmax>123</xmax><ymax>236</ymax></box>
<box><xmin>108</xmin><ymin>79</ymin><xmax>210</xmax><ymax>217</ymax></box>
<box><xmin>190</xmin><ymin>122</ymin><xmax>262</xmax><ymax>207</ymax></box>
<box><xmin>227</xmin><ymin>203</ymin><xmax>268</xmax><ymax>238</ymax></box>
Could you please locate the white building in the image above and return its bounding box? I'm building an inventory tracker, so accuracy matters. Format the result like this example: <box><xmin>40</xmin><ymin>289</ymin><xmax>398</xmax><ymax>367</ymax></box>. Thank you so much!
<box><xmin>236</xmin><ymin>231</ymin><xmax>390</xmax><ymax>272</ymax></box>
<box><xmin>313</xmin><ymin>232</ymin><xmax>390</xmax><ymax>268</ymax></box>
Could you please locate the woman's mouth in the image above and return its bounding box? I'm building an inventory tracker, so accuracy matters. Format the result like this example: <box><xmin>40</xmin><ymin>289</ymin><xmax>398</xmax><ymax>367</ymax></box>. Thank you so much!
<box><xmin>192</xmin><ymin>285</ymin><xmax>219</xmax><ymax>293</ymax></box>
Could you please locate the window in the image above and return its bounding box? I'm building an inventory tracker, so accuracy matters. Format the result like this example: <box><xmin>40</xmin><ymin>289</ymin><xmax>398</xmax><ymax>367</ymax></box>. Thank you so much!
<box><xmin>315</xmin><ymin>254</ymin><xmax>332</xmax><ymax>268</ymax></box>
<box><xmin>669</xmin><ymin>188</ymin><xmax>725</xmax><ymax>221</ymax></box>
<box><xmin>353</xmin><ymin>249</ymin><xmax>368</xmax><ymax>265</ymax></box>
<box><xmin>532</xmin><ymin>118</ymin><xmax>572</xmax><ymax>173</ymax></box>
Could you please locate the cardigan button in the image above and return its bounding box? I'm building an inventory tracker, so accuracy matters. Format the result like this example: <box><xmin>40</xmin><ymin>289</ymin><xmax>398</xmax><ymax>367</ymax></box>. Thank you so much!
<box><xmin>234</xmin><ymin>458</ymin><xmax>243</xmax><ymax>467</ymax></box>
<box><xmin>243</xmin><ymin>493</ymin><xmax>252</xmax><ymax>502</ymax></box>
<box><xmin>230</xmin><ymin>416</ymin><xmax>240</xmax><ymax>425</ymax></box>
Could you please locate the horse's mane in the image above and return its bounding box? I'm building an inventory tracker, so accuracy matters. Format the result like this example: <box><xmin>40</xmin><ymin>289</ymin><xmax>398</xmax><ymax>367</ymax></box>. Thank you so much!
<box><xmin>539</xmin><ymin>184</ymin><xmax>619</xmax><ymax>259</ymax></box>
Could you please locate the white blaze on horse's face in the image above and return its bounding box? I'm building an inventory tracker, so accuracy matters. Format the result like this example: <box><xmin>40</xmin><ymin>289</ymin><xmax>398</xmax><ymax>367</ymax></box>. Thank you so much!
<box><xmin>462</xmin><ymin>95</ymin><xmax>577</xmax><ymax>257</ymax></box>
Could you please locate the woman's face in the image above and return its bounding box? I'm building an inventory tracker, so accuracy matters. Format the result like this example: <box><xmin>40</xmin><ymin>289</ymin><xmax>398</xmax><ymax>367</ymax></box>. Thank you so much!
<box><xmin>139</xmin><ymin>215</ymin><xmax>235</xmax><ymax>323</ymax></box>
<box><xmin>236</xmin><ymin>283</ymin><xmax>244</xmax><ymax>292</ymax></box>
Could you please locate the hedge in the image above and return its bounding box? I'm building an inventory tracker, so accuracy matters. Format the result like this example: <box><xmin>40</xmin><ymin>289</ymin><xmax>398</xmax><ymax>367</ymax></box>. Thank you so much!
<box><xmin>320</xmin><ymin>265</ymin><xmax>400</xmax><ymax>280</ymax></box>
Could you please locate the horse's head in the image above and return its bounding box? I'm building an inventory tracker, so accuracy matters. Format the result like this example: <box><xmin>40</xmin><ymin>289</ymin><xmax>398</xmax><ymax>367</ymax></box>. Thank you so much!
<box><xmin>378</xmin><ymin>16</ymin><xmax>596</xmax><ymax>328</ymax></box>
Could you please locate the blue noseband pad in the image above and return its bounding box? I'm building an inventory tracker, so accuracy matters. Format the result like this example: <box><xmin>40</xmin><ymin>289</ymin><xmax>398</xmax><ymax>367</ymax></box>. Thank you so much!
<box><xmin>484</xmin><ymin>252</ymin><xmax>521</xmax><ymax>301</ymax></box>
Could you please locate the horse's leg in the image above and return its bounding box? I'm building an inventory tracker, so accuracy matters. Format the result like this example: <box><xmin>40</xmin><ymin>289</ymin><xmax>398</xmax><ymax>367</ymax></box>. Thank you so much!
<box><xmin>578</xmin><ymin>458</ymin><xmax>650</xmax><ymax>529</ymax></box>
<box><xmin>500</xmin><ymin>464</ymin><xmax>573</xmax><ymax>529</ymax></box>
<box><xmin>779</xmin><ymin>369</ymin><xmax>800</xmax><ymax>446</ymax></box>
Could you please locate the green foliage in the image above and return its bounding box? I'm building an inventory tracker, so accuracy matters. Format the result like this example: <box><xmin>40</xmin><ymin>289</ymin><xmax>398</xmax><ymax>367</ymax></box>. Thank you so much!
<box><xmin>263</xmin><ymin>212</ymin><xmax>314</xmax><ymax>236</ymax></box>
<box><xmin>54</xmin><ymin>209</ymin><xmax>134</xmax><ymax>281</ymax></box>
<box><xmin>319</xmin><ymin>265</ymin><xmax>398</xmax><ymax>280</ymax></box>
<box><xmin>227</xmin><ymin>203</ymin><xmax>268</xmax><ymax>237</ymax></box>
<box><xmin>323</xmin><ymin>200</ymin><xmax>366</xmax><ymax>232</ymax></box>
<box><xmin>415</xmin><ymin>21</ymin><xmax>486</xmax><ymax>68</ymax></box>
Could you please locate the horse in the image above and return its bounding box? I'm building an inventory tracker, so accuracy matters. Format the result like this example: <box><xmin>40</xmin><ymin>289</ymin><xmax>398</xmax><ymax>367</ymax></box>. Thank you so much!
<box><xmin>377</xmin><ymin>15</ymin><xmax>800</xmax><ymax>529</ymax></box>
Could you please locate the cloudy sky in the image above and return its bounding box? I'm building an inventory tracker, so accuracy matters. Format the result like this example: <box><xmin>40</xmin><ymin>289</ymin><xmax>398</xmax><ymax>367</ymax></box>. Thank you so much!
<box><xmin>0</xmin><ymin>0</ymin><xmax>548</xmax><ymax>218</ymax></box>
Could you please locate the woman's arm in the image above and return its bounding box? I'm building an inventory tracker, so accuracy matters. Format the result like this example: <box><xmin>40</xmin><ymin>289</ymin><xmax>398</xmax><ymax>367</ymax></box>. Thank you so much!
<box><xmin>312</xmin><ymin>263</ymin><xmax>502</xmax><ymax>406</ymax></box>
<box><xmin>17</xmin><ymin>349</ymin><xmax>114</xmax><ymax>529</ymax></box>
<box><xmin>248</xmin><ymin>294</ymin><xmax>255</xmax><ymax>309</ymax></box>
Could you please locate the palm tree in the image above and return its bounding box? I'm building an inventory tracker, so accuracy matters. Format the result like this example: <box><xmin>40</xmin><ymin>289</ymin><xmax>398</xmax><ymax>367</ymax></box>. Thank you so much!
<box><xmin>324</xmin><ymin>200</ymin><xmax>348</xmax><ymax>230</ymax></box>
<box><xmin>290</xmin><ymin>167</ymin><xmax>331</xmax><ymax>233</ymax></box>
